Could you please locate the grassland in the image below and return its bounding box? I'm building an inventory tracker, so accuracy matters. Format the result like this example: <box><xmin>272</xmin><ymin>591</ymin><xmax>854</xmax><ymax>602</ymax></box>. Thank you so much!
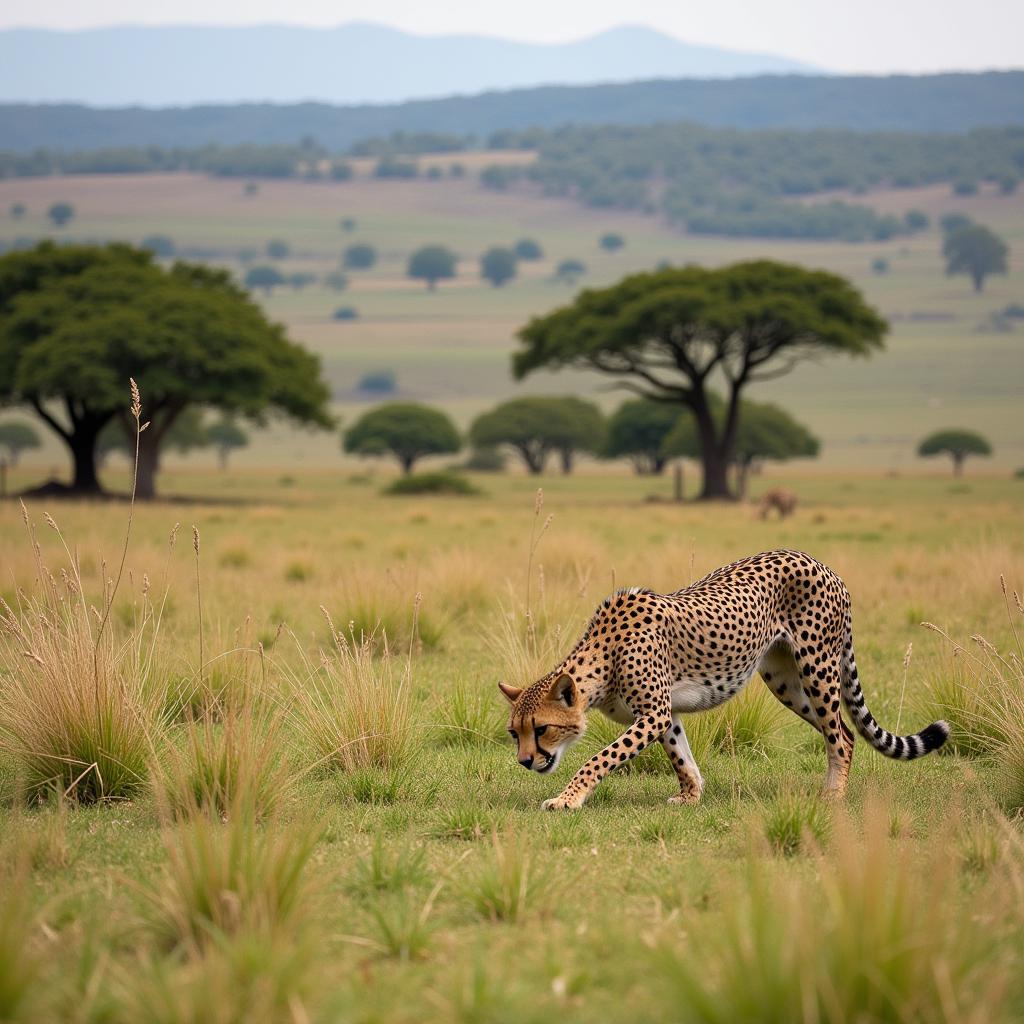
<box><xmin>1</xmin><ymin>463</ymin><xmax>1023</xmax><ymax>1022</ymax></box>
<box><xmin>0</xmin><ymin>168</ymin><xmax>1021</xmax><ymax>477</ymax></box>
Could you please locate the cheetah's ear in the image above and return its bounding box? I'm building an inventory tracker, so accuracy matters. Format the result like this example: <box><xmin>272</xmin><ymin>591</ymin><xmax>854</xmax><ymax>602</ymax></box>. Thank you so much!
<box><xmin>498</xmin><ymin>681</ymin><xmax>523</xmax><ymax>704</ymax></box>
<box><xmin>548</xmin><ymin>673</ymin><xmax>577</xmax><ymax>707</ymax></box>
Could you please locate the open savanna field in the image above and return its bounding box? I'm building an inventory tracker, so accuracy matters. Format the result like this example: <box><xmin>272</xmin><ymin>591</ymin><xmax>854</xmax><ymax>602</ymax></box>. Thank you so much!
<box><xmin>0</xmin><ymin>167</ymin><xmax>1022</xmax><ymax>477</ymax></box>
<box><xmin>1</xmin><ymin>461</ymin><xmax>1024</xmax><ymax>1022</ymax></box>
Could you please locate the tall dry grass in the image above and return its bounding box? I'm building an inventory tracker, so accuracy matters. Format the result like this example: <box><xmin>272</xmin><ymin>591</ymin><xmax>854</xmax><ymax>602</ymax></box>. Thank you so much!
<box><xmin>282</xmin><ymin>606</ymin><xmax>415</xmax><ymax>775</ymax></box>
<box><xmin>924</xmin><ymin>577</ymin><xmax>1024</xmax><ymax>810</ymax></box>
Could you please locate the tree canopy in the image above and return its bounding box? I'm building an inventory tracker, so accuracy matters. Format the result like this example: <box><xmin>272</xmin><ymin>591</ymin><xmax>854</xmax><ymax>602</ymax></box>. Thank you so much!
<box><xmin>918</xmin><ymin>428</ymin><xmax>992</xmax><ymax>476</ymax></box>
<box><xmin>480</xmin><ymin>247</ymin><xmax>517</xmax><ymax>288</ymax></box>
<box><xmin>244</xmin><ymin>265</ymin><xmax>285</xmax><ymax>293</ymax></box>
<box><xmin>0</xmin><ymin>420</ymin><xmax>41</xmax><ymax>465</ymax></box>
<box><xmin>943</xmin><ymin>224</ymin><xmax>1009</xmax><ymax>292</ymax></box>
<box><xmin>604</xmin><ymin>399</ymin><xmax>681</xmax><ymax>475</ymax></box>
<box><xmin>0</xmin><ymin>242</ymin><xmax>332</xmax><ymax>497</ymax></box>
<box><xmin>514</xmin><ymin>239</ymin><xmax>543</xmax><ymax>261</ymax></box>
<box><xmin>343</xmin><ymin>402</ymin><xmax>460</xmax><ymax>474</ymax></box>
<box><xmin>514</xmin><ymin>260</ymin><xmax>885</xmax><ymax>498</ymax></box>
<box><xmin>408</xmin><ymin>246</ymin><xmax>457</xmax><ymax>290</ymax></box>
<box><xmin>470</xmin><ymin>396</ymin><xmax>605</xmax><ymax>475</ymax></box>
<box><xmin>343</xmin><ymin>244</ymin><xmax>377</xmax><ymax>270</ymax></box>
<box><xmin>47</xmin><ymin>202</ymin><xmax>74</xmax><ymax>227</ymax></box>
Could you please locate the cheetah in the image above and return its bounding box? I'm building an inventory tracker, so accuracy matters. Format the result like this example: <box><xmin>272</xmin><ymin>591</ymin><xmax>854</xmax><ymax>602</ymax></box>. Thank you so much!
<box><xmin>500</xmin><ymin>549</ymin><xmax>948</xmax><ymax>810</ymax></box>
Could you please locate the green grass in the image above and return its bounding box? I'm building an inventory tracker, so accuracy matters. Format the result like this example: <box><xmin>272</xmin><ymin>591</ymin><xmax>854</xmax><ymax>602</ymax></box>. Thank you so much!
<box><xmin>0</xmin><ymin>466</ymin><xmax>1022</xmax><ymax>1021</ymax></box>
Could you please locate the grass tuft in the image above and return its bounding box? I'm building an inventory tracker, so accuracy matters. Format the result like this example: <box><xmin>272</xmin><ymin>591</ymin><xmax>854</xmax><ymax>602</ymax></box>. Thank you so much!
<box><xmin>463</xmin><ymin>832</ymin><xmax>552</xmax><ymax>923</ymax></box>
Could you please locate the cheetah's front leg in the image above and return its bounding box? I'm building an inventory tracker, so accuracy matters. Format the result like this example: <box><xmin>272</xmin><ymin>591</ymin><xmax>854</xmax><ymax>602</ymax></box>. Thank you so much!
<box><xmin>660</xmin><ymin>713</ymin><xmax>704</xmax><ymax>805</ymax></box>
<box><xmin>541</xmin><ymin>711</ymin><xmax>671</xmax><ymax>810</ymax></box>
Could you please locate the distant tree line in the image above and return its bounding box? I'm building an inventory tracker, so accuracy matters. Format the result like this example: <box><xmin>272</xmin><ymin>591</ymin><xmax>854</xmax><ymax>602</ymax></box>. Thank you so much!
<box><xmin>482</xmin><ymin>123</ymin><xmax>1022</xmax><ymax>240</ymax></box>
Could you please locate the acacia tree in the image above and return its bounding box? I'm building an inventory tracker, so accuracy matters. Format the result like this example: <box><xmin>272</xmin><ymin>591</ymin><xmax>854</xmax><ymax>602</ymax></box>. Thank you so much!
<box><xmin>662</xmin><ymin>395</ymin><xmax>818</xmax><ymax>496</ymax></box>
<box><xmin>343</xmin><ymin>402</ymin><xmax>460</xmax><ymax>474</ymax></box>
<box><xmin>918</xmin><ymin>429</ymin><xmax>992</xmax><ymax>477</ymax></box>
<box><xmin>604</xmin><ymin>399</ymin><xmax>681</xmax><ymax>475</ymax></box>
<box><xmin>943</xmin><ymin>224</ymin><xmax>1008</xmax><ymax>292</ymax></box>
<box><xmin>514</xmin><ymin>261</ymin><xmax>885</xmax><ymax>499</ymax></box>
<box><xmin>0</xmin><ymin>420</ymin><xmax>41</xmax><ymax>465</ymax></box>
<box><xmin>0</xmin><ymin>242</ymin><xmax>332</xmax><ymax>498</ymax></box>
<box><xmin>470</xmin><ymin>396</ymin><xmax>604</xmax><ymax>475</ymax></box>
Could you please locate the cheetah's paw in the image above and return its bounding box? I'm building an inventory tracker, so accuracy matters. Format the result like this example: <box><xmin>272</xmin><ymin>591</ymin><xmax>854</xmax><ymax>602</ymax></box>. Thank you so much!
<box><xmin>542</xmin><ymin>795</ymin><xmax>582</xmax><ymax>811</ymax></box>
<box><xmin>667</xmin><ymin>791</ymin><xmax>702</xmax><ymax>806</ymax></box>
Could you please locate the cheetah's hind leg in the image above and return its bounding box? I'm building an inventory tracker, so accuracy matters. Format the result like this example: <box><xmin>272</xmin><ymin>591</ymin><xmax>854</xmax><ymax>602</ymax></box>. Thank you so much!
<box><xmin>661</xmin><ymin>713</ymin><xmax>704</xmax><ymax>805</ymax></box>
<box><xmin>758</xmin><ymin>639</ymin><xmax>854</xmax><ymax>797</ymax></box>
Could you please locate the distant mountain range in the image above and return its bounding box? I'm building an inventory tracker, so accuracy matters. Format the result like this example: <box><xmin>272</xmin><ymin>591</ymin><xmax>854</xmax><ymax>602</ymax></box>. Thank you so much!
<box><xmin>1</xmin><ymin>71</ymin><xmax>1021</xmax><ymax>154</ymax></box>
<box><xmin>0</xmin><ymin>23</ymin><xmax>816</xmax><ymax>107</ymax></box>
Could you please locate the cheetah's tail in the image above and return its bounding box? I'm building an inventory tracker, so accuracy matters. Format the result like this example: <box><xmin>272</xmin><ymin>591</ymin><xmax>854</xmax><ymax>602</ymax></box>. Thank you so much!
<box><xmin>840</xmin><ymin>639</ymin><xmax>949</xmax><ymax>761</ymax></box>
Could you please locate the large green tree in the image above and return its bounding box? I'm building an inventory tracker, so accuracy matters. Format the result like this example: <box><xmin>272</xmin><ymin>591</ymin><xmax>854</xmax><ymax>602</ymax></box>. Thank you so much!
<box><xmin>0</xmin><ymin>242</ymin><xmax>332</xmax><ymax>498</ymax></box>
<box><xmin>604</xmin><ymin>399</ymin><xmax>682</xmax><ymax>475</ymax></box>
<box><xmin>470</xmin><ymin>396</ymin><xmax>605</xmax><ymax>476</ymax></box>
<box><xmin>343</xmin><ymin>402</ymin><xmax>460</xmax><ymax>474</ymax></box>
<box><xmin>943</xmin><ymin>224</ymin><xmax>1009</xmax><ymax>292</ymax></box>
<box><xmin>918</xmin><ymin>428</ymin><xmax>992</xmax><ymax>477</ymax></box>
<box><xmin>514</xmin><ymin>261</ymin><xmax>885</xmax><ymax>498</ymax></box>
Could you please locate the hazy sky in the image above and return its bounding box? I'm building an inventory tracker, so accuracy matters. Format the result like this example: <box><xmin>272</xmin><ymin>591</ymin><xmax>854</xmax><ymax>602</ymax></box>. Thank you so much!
<box><xmin>1</xmin><ymin>0</ymin><xmax>1021</xmax><ymax>74</ymax></box>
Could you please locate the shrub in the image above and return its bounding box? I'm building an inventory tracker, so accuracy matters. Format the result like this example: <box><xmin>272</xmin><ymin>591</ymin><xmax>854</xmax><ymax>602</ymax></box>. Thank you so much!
<box><xmin>0</xmin><ymin>510</ymin><xmax>166</xmax><ymax>802</ymax></box>
<box><xmin>323</xmin><ymin>270</ymin><xmax>349</xmax><ymax>290</ymax></box>
<box><xmin>384</xmin><ymin>471</ymin><xmax>480</xmax><ymax>496</ymax></box>
<box><xmin>333</xmin><ymin>306</ymin><xmax>359</xmax><ymax>320</ymax></box>
<box><xmin>158</xmin><ymin>702</ymin><xmax>289</xmax><ymax>822</ymax></box>
<box><xmin>599</xmin><ymin>232</ymin><xmax>625</xmax><ymax>251</ymax></box>
<box><xmin>871</xmin><ymin>257</ymin><xmax>889</xmax><ymax>274</ymax></box>
<box><xmin>357</xmin><ymin>369</ymin><xmax>396</xmax><ymax>394</ymax></box>
<box><xmin>463</xmin><ymin>446</ymin><xmax>507</xmax><ymax>472</ymax></box>
<box><xmin>284</xmin><ymin>618</ymin><xmax>414</xmax><ymax>774</ymax></box>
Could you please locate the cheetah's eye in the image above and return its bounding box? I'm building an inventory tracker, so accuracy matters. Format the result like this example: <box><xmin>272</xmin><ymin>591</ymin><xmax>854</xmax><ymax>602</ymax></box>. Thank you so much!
<box><xmin>507</xmin><ymin>729</ymin><xmax>517</xmax><ymax>740</ymax></box>
<box><xmin>535</xmin><ymin>725</ymin><xmax>548</xmax><ymax>738</ymax></box>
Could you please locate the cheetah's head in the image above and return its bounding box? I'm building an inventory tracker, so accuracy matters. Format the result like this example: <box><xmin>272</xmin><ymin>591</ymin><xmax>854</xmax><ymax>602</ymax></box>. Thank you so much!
<box><xmin>499</xmin><ymin>673</ymin><xmax>585</xmax><ymax>775</ymax></box>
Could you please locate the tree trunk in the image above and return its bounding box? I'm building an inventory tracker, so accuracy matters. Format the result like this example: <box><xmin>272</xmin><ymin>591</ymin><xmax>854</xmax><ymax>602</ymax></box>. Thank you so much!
<box><xmin>218</xmin><ymin>448</ymin><xmax>229</xmax><ymax>471</ymax></box>
<box><xmin>136</xmin><ymin>438</ymin><xmax>159</xmax><ymax>500</ymax></box>
<box><xmin>972</xmin><ymin>272</ymin><xmax>984</xmax><ymax>293</ymax></box>
<box><xmin>560</xmin><ymin>448</ymin><xmax>573</xmax><ymax>475</ymax></box>
<box><xmin>953</xmin><ymin>453</ymin><xmax>964</xmax><ymax>477</ymax></box>
<box><xmin>69</xmin><ymin>428</ymin><xmax>104</xmax><ymax>494</ymax></box>
<box><xmin>737</xmin><ymin>459</ymin><xmax>752</xmax><ymax>501</ymax></box>
<box><xmin>673</xmin><ymin>462</ymin><xmax>683</xmax><ymax>504</ymax></box>
<box><xmin>691</xmin><ymin>395</ymin><xmax>733</xmax><ymax>500</ymax></box>
<box><xmin>652</xmin><ymin>456</ymin><xmax>667</xmax><ymax>476</ymax></box>
<box><xmin>400</xmin><ymin>455</ymin><xmax>415</xmax><ymax>475</ymax></box>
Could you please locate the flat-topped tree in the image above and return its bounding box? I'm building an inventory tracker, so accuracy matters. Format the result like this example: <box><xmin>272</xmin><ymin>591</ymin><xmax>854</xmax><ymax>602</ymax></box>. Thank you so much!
<box><xmin>515</xmin><ymin>260</ymin><xmax>885</xmax><ymax>499</ymax></box>
<box><xmin>918</xmin><ymin>429</ymin><xmax>992</xmax><ymax>477</ymax></box>
<box><xmin>604</xmin><ymin>399</ymin><xmax>682</xmax><ymax>475</ymax></box>
<box><xmin>344</xmin><ymin>402</ymin><xmax>460</xmax><ymax>474</ymax></box>
<box><xmin>0</xmin><ymin>242</ymin><xmax>332</xmax><ymax>497</ymax></box>
<box><xmin>469</xmin><ymin>396</ymin><xmax>605</xmax><ymax>476</ymax></box>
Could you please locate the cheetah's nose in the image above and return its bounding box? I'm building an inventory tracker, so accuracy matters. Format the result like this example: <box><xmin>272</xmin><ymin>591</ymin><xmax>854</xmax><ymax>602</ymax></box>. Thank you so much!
<box><xmin>518</xmin><ymin>756</ymin><xmax>534</xmax><ymax>770</ymax></box>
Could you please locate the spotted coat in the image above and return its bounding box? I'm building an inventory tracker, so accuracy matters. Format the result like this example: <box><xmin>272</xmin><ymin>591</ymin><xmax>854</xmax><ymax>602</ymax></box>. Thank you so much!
<box><xmin>501</xmin><ymin>549</ymin><xmax>949</xmax><ymax>810</ymax></box>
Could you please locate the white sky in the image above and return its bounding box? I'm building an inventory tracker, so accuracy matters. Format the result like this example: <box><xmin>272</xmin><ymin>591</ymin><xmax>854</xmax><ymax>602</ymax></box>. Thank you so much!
<box><xmin>1</xmin><ymin>0</ymin><xmax>1021</xmax><ymax>75</ymax></box>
